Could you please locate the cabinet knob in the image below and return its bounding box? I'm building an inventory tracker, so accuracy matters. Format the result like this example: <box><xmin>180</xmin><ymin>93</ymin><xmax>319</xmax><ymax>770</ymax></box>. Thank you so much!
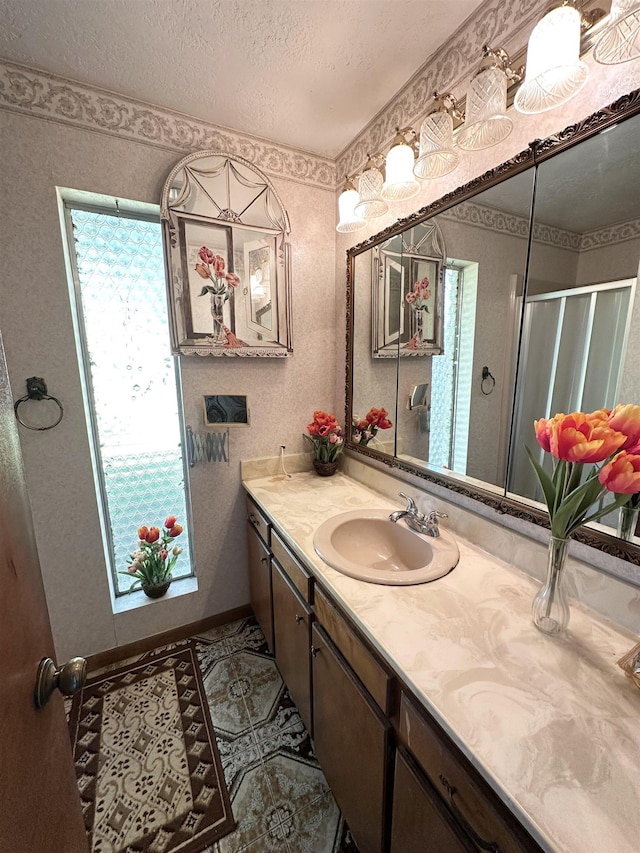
<box><xmin>295</xmin><ymin>614</ymin><xmax>304</xmax><ymax>624</ymax></box>
<box><xmin>310</xmin><ymin>645</ymin><xmax>321</xmax><ymax>657</ymax></box>
<box><xmin>248</xmin><ymin>513</ymin><xmax>259</xmax><ymax>526</ymax></box>
<box><xmin>260</xmin><ymin>556</ymin><xmax>268</xmax><ymax>564</ymax></box>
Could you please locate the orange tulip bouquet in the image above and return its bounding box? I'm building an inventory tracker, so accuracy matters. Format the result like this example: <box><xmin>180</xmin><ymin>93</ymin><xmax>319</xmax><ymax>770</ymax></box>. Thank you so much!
<box><xmin>352</xmin><ymin>407</ymin><xmax>393</xmax><ymax>447</ymax></box>
<box><xmin>527</xmin><ymin>404</ymin><xmax>640</xmax><ymax>634</ymax></box>
<box><xmin>120</xmin><ymin>516</ymin><xmax>184</xmax><ymax>595</ymax></box>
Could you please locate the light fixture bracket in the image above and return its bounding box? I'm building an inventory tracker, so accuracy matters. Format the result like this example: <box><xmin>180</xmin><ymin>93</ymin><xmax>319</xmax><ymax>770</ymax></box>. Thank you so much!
<box><xmin>432</xmin><ymin>91</ymin><xmax>465</xmax><ymax>123</ymax></box>
<box><xmin>481</xmin><ymin>44</ymin><xmax>525</xmax><ymax>84</ymax></box>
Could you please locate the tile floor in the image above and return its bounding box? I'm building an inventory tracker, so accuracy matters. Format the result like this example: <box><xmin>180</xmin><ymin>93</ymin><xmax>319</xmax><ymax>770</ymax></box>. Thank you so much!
<box><xmin>88</xmin><ymin>616</ymin><xmax>359</xmax><ymax>853</ymax></box>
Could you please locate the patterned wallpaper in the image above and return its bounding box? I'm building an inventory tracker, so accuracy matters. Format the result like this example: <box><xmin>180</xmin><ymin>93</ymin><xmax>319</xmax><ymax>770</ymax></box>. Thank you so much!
<box><xmin>0</xmin><ymin>58</ymin><xmax>336</xmax><ymax>190</ymax></box>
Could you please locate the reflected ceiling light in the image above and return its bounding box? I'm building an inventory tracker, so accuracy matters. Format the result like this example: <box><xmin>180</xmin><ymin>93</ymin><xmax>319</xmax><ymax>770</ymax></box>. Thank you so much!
<box><xmin>514</xmin><ymin>3</ymin><xmax>588</xmax><ymax>115</ymax></box>
<box><xmin>414</xmin><ymin>92</ymin><xmax>460</xmax><ymax>179</ymax></box>
<box><xmin>458</xmin><ymin>46</ymin><xmax>521</xmax><ymax>151</ymax></box>
<box><xmin>594</xmin><ymin>0</ymin><xmax>640</xmax><ymax>64</ymax></box>
<box><xmin>382</xmin><ymin>129</ymin><xmax>420</xmax><ymax>200</ymax></box>
<box><xmin>354</xmin><ymin>156</ymin><xmax>388</xmax><ymax>219</ymax></box>
<box><xmin>336</xmin><ymin>177</ymin><xmax>365</xmax><ymax>233</ymax></box>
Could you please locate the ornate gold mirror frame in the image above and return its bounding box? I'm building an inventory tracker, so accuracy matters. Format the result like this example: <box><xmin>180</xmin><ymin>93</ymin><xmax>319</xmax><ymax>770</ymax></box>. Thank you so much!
<box><xmin>346</xmin><ymin>87</ymin><xmax>640</xmax><ymax>568</ymax></box>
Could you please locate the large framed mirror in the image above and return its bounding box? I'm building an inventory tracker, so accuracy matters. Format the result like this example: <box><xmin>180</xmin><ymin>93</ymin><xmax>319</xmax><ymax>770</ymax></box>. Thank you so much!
<box><xmin>161</xmin><ymin>151</ymin><xmax>292</xmax><ymax>357</ymax></box>
<box><xmin>346</xmin><ymin>88</ymin><xmax>640</xmax><ymax>569</ymax></box>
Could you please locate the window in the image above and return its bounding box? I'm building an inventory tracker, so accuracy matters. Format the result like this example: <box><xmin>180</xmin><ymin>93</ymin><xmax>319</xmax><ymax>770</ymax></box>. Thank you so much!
<box><xmin>65</xmin><ymin>204</ymin><xmax>194</xmax><ymax>595</ymax></box>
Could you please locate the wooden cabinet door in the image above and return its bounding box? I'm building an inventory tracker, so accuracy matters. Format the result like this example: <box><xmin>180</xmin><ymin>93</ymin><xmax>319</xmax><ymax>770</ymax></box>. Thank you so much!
<box><xmin>311</xmin><ymin>624</ymin><xmax>390</xmax><ymax>853</ymax></box>
<box><xmin>391</xmin><ymin>747</ymin><xmax>476</xmax><ymax>853</ymax></box>
<box><xmin>247</xmin><ymin>521</ymin><xmax>274</xmax><ymax>652</ymax></box>
<box><xmin>272</xmin><ymin>561</ymin><xmax>312</xmax><ymax>733</ymax></box>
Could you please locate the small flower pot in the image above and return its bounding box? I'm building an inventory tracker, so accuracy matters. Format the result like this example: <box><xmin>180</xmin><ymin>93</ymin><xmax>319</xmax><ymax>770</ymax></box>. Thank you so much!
<box><xmin>313</xmin><ymin>460</ymin><xmax>338</xmax><ymax>477</ymax></box>
<box><xmin>142</xmin><ymin>577</ymin><xmax>172</xmax><ymax>599</ymax></box>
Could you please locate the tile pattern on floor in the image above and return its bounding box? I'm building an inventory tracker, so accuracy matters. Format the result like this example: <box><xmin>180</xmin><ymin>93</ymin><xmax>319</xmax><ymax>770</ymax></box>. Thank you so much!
<box><xmin>194</xmin><ymin>617</ymin><xmax>359</xmax><ymax>853</ymax></box>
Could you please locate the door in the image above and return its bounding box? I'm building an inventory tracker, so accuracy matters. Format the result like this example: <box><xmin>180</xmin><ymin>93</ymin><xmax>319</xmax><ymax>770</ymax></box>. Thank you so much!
<box><xmin>311</xmin><ymin>623</ymin><xmax>390</xmax><ymax>853</ymax></box>
<box><xmin>272</xmin><ymin>562</ymin><xmax>313</xmax><ymax>733</ymax></box>
<box><xmin>247</xmin><ymin>520</ymin><xmax>274</xmax><ymax>652</ymax></box>
<box><xmin>0</xmin><ymin>333</ymin><xmax>87</xmax><ymax>852</ymax></box>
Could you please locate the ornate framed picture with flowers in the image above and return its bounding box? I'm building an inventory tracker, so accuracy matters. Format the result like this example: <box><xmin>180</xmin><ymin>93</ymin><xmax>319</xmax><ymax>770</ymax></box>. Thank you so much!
<box><xmin>372</xmin><ymin>247</ymin><xmax>443</xmax><ymax>357</ymax></box>
<box><xmin>161</xmin><ymin>150</ymin><xmax>293</xmax><ymax>357</ymax></box>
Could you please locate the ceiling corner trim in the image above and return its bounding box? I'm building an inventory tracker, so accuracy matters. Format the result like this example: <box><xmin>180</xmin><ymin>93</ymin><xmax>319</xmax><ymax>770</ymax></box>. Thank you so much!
<box><xmin>0</xmin><ymin>58</ymin><xmax>337</xmax><ymax>191</ymax></box>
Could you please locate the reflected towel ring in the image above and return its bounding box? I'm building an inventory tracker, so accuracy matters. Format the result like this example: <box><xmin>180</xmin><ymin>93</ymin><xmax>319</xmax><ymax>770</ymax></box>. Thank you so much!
<box><xmin>14</xmin><ymin>377</ymin><xmax>64</xmax><ymax>431</ymax></box>
<box><xmin>481</xmin><ymin>366</ymin><xmax>495</xmax><ymax>396</ymax></box>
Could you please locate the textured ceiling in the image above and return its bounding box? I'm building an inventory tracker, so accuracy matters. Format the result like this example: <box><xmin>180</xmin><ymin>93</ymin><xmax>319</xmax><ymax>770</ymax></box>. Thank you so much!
<box><xmin>0</xmin><ymin>0</ymin><xmax>486</xmax><ymax>157</ymax></box>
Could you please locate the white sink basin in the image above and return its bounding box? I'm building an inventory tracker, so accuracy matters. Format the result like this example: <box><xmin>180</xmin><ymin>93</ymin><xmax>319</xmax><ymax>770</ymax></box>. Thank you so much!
<box><xmin>313</xmin><ymin>509</ymin><xmax>459</xmax><ymax>585</ymax></box>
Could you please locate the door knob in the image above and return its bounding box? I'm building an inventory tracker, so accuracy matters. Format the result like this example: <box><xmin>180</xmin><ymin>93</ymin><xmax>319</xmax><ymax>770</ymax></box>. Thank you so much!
<box><xmin>34</xmin><ymin>656</ymin><xmax>87</xmax><ymax>709</ymax></box>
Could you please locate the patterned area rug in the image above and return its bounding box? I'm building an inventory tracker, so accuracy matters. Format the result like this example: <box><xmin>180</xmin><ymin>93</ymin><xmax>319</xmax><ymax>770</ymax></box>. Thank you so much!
<box><xmin>68</xmin><ymin>641</ymin><xmax>235</xmax><ymax>853</ymax></box>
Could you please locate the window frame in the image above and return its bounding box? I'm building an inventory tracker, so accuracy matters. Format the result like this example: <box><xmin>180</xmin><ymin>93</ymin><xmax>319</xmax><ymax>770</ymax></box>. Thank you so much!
<box><xmin>63</xmin><ymin>200</ymin><xmax>195</xmax><ymax>596</ymax></box>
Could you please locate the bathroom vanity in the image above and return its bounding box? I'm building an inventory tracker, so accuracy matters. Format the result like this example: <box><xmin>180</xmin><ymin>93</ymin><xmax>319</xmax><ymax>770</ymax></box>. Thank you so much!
<box><xmin>244</xmin><ymin>470</ymin><xmax>640</xmax><ymax>853</ymax></box>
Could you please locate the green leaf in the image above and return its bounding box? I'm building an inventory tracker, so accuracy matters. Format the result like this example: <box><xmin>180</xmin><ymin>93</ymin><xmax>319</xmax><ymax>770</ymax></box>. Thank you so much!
<box><xmin>550</xmin><ymin>474</ymin><xmax>605</xmax><ymax>538</ymax></box>
<box><xmin>525</xmin><ymin>445</ymin><xmax>556</xmax><ymax>516</ymax></box>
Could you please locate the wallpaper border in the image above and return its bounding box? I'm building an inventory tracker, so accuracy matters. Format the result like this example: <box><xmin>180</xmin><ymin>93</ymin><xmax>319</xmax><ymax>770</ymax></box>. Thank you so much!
<box><xmin>0</xmin><ymin>58</ymin><xmax>337</xmax><ymax>191</ymax></box>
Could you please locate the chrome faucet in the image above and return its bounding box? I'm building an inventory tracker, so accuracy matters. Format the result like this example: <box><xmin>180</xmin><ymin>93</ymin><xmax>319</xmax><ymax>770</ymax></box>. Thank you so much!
<box><xmin>388</xmin><ymin>492</ymin><xmax>447</xmax><ymax>537</ymax></box>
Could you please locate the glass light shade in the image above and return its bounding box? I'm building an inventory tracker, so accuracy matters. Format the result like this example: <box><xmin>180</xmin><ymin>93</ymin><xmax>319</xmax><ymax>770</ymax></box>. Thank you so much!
<box><xmin>457</xmin><ymin>67</ymin><xmax>513</xmax><ymax>151</ymax></box>
<box><xmin>413</xmin><ymin>111</ymin><xmax>459</xmax><ymax>179</ymax></box>
<box><xmin>514</xmin><ymin>5</ymin><xmax>588</xmax><ymax>115</ymax></box>
<box><xmin>336</xmin><ymin>187</ymin><xmax>365</xmax><ymax>233</ymax></box>
<box><xmin>382</xmin><ymin>143</ymin><xmax>420</xmax><ymax>200</ymax></box>
<box><xmin>594</xmin><ymin>0</ymin><xmax>640</xmax><ymax>64</ymax></box>
<box><xmin>354</xmin><ymin>166</ymin><xmax>388</xmax><ymax>219</ymax></box>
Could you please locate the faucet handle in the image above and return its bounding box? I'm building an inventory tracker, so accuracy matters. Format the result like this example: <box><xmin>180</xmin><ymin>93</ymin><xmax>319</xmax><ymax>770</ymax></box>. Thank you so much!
<box><xmin>427</xmin><ymin>510</ymin><xmax>448</xmax><ymax>522</ymax></box>
<box><xmin>399</xmin><ymin>492</ymin><xmax>418</xmax><ymax>513</ymax></box>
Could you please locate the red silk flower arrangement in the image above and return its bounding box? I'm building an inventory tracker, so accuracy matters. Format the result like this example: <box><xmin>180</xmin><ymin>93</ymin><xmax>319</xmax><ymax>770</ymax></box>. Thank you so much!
<box><xmin>120</xmin><ymin>516</ymin><xmax>184</xmax><ymax>591</ymax></box>
<box><xmin>527</xmin><ymin>404</ymin><xmax>640</xmax><ymax>540</ymax></box>
<box><xmin>352</xmin><ymin>407</ymin><xmax>393</xmax><ymax>447</ymax></box>
<box><xmin>304</xmin><ymin>411</ymin><xmax>344</xmax><ymax>463</ymax></box>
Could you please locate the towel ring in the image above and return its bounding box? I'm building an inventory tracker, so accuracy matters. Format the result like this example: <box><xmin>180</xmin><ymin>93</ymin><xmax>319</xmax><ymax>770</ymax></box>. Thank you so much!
<box><xmin>480</xmin><ymin>366</ymin><xmax>495</xmax><ymax>396</ymax></box>
<box><xmin>14</xmin><ymin>377</ymin><xmax>64</xmax><ymax>431</ymax></box>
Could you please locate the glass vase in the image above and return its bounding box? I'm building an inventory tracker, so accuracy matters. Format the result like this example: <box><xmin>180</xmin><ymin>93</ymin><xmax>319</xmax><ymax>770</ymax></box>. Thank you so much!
<box><xmin>532</xmin><ymin>536</ymin><xmax>570</xmax><ymax>635</ymax></box>
<box><xmin>413</xmin><ymin>306</ymin><xmax>424</xmax><ymax>346</ymax></box>
<box><xmin>617</xmin><ymin>505</ymin><xmax>639</xmax><ymax>542</ymax></box>
<box><xmin>210</xmin><ymin>293</ymin><xmax>227</xmax><ymax>345</ymax></box>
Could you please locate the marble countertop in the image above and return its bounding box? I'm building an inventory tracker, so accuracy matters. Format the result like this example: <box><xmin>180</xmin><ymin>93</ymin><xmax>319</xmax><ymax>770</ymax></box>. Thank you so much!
<box><xmin>244</xmin><ymin>471</ymin><xmax>640</xmax><ymax>853</ymax></box>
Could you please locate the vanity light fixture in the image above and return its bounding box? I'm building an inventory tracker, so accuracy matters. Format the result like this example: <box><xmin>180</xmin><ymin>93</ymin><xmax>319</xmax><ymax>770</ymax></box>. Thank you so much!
<box><xmin>336</xmin><ymin>176</ymin><xmax>366</xmax><ymax>233</ymax></box>
<box><xmin>354</xmin><ymin>155</ymin><xmax>388</xmax><ymax>219</ymax></box>
<box><xmin>514</xmin><ymin>2</ymin><xmax>588</xmax><ymax>114</ymax></box>
<box><xmin>594</xmin><ymin>0</ymin><xmax>640</xmax><ymax>64</ymax></box>
<box><xmin>457</xmin><ymin>46</ymin><xmax>521</xmax><ymax>151</ymax></box>
<box><xmin>382</xmin><ymin>128</ymin><xmax>420</xmax><ymax>200</ymax></box>
<box><xmin>413</xmin><ymin>92</ymin><xmax>461</xmax><ymax>179</ymax></box>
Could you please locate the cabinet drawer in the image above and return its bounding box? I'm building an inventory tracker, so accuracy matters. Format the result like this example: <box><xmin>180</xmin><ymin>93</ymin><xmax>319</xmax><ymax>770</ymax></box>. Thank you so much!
<box><xmin>271</xmin><ymin>529</ymin><xmax>313</xmax><ymax>603</ymax></box>
<box><xmin>399</xmin><ymin>694</ymin><xmax>542</xmax><ymax>853</ymax></box>
<box><xmin>314</xmin><ymin>585</ymin><xmax>392</xmax><ymax>715</ymax></box>
<box><xmin>246</xmin><ymin>495</ymin><xmax>270</xmax><ymax>547</ymax></box>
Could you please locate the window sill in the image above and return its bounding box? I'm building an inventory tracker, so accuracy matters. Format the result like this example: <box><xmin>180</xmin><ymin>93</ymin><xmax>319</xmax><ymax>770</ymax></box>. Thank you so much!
<box><xmin>111</xmin><ymin>576</ymin><xmax>198</xmax><ymax>615</ymax></box>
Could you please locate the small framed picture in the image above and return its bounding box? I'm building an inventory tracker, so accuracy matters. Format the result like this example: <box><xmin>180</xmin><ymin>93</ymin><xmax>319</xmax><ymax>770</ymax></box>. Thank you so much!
<box><xmin>203</xmin><ymin>395</ymin><xmax>250</xmax><ymax>427</ymax></box>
